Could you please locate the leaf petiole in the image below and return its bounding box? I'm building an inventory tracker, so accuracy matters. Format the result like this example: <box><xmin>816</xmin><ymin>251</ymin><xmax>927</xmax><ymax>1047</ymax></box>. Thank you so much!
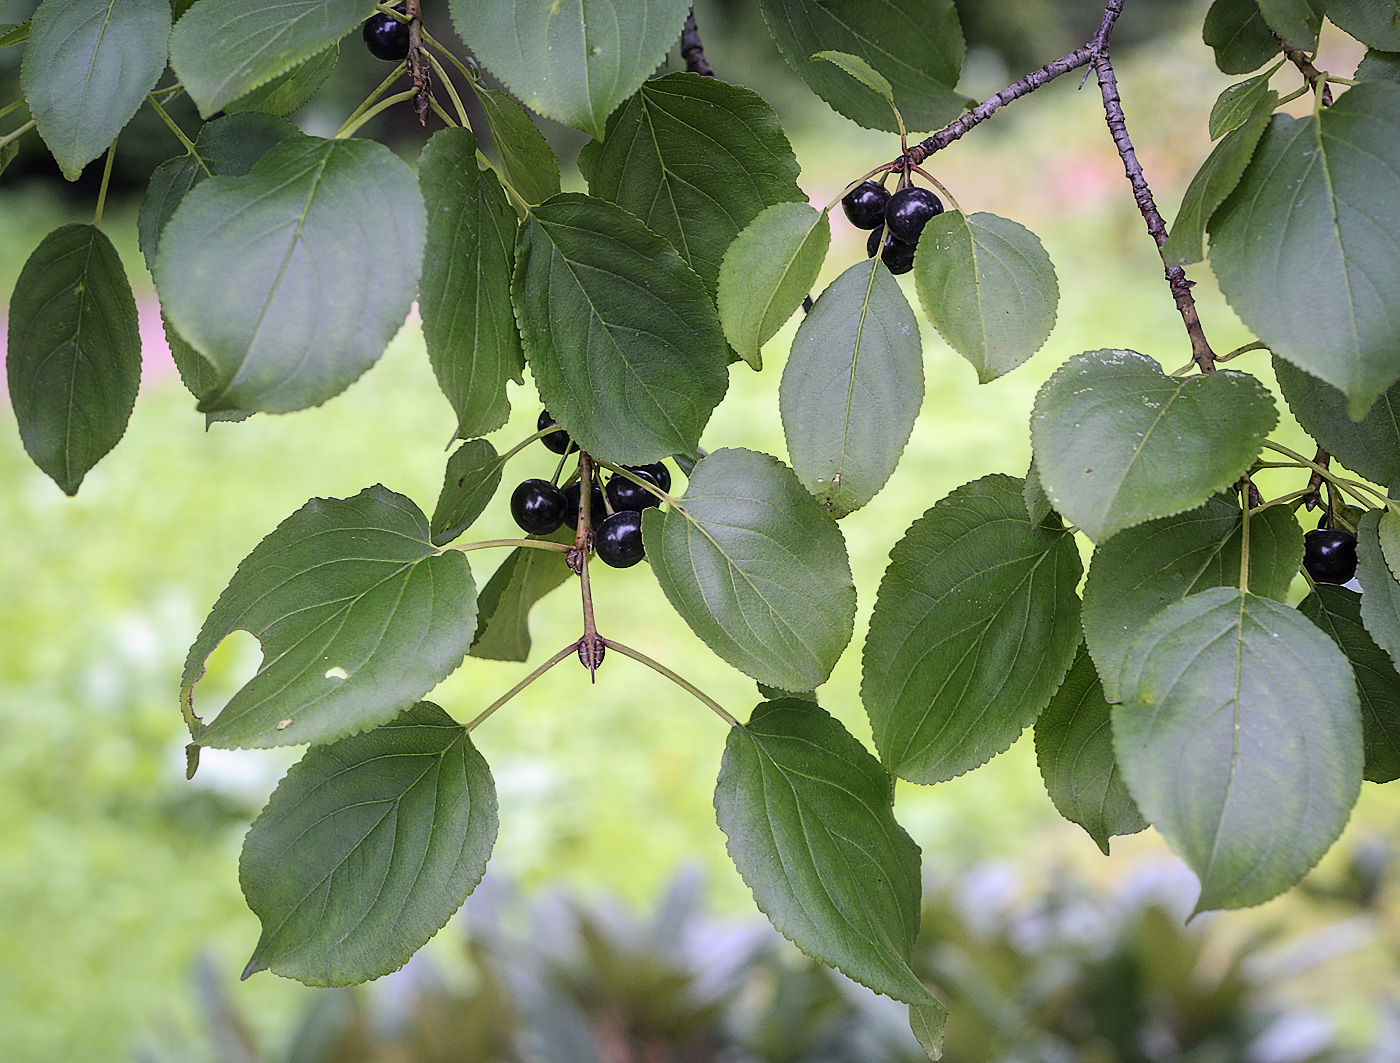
<box><xmin>466</xmin><ymin>641</ymin><xmax>579</xmax><ymax>731</ymax></box>
<box><xmin>335</xmin><ymin>89</ymin><xmax>417</xmax><ymax>139</ymax></box>
<box><xmin>592</xmin><ymin>458</ymin><xmax>683</xmax><ymax>509</ymax></box>
<box><xmin>334</xmin><ymin>61</ymin><xmax>408</xmax><ymax>136</ymax></box>
<box><xmin>601</xmin><ymin>638</ymin><xmax>740</xmax><ymax>726</ymax></box>
<box><xmin>444</xmin><ymin>538</ymin><xmax>572</xmax><ymax>555</ymax></box>
<box><xmin>146</xmin><ymin>94</ymin><xmax>209</xmax><ymax>175</ymax></box>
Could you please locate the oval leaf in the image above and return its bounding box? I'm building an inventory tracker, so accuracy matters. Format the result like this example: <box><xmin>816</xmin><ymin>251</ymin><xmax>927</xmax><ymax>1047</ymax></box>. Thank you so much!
<box><xmin>6</xmin><ymin>223</ymin><xmax>140</xmax><ymax>495</ymax></box>
<box><xmin>862</xmin><ymin>474</ymin><xmax>1083</xmax><ymax>784</ymax></box>
<box><xmin>430</xmin><ymin>438</ymin><xmax>504</xmax><ymax>547</ymax></box>
<box><xmin>155</xmin><ymin>135</ymin><xmax>425</xmax><ymax>414</ymax></box>
<box><xmin>240</xmin><ymin>702</ymin><xmax>497</xmax><ymax>986</ymax></box>
<box><xmin>780</xmin><ymin>258</ymin><xmax>923</xmax><ymax>518</ymax></box>
<box><xmin>1357</xmin><ymin>48</ymin><xmax>1400</xmax><ymax>83</ymax></box>
<box><xmin>715</xmin><ymin>699</ymin><xmax>935</xmax><ymax>1006</ymax></box>
<box><xmin>182</xmin><ymin>486</ymin><xmax>477</xmax><ymax>750</ymax></box>
<box><xmin>1257</xmin><ymin>0</ymin><xmax>1323</xmax><ymax>48</ymax></box>
<box><xmin>1115</xmin><ymin>588</ymin><xmax>1363</xmax><ymax>911</ymax></box>
<box><xmin>913</xmin><ymin>211</ymin><xmax>1059</xmax><ymax>382</ymax></box>
<box><xmin>1209</xmin><ymin>85</ymin><xmax>1400</xmax><ymax>418</ymax></box>
<box><xmin>1203</xmin><ymin>0</ymin><xmax>1278</xmax><ymax>74</ymax></box>
<box><xmin>1274</xmin><ymin>356</ymin><xmax>1400</xmax><ymax>488</ymax></box>
<box><xmin>511</xmin><ymin>193</ymin><xmax>729</xmax><ymax>465</ymax></box>
<box><xmin>644</xmin><ymin>448</ymin><xmax>856</xmax><ymax>691</ymax></box>
<box><xmin>20</xmin><ymin>0</ymin><xmax>171</xmax><ymax>179</ymax></box>
<box><xmin>1030</xmin><ymin>349</ymin><xmax>1277</xmax><ymax>542</ymax></box>
<box><xmin>1327</xmin><ymin>0</ymin><xmax>1400</xmax><ymax>51</ymax></box>
<box><xmin>224</xmin><ymin>43</ymin><xmax>341</xmax><ymax>117</ymax></box>
<box><xmin>473</xmin><ymin>83</ymin><xmax>562</xmax><ymax>206</ymax></box>
<box><xmin>1209</xmin><ymin>64</ymin><xmax>1282</xmax><ymax>139</ymax></box>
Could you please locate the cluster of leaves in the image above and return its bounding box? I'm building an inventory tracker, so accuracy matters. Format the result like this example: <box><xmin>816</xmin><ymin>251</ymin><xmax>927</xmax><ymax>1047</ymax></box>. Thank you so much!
<box><xmin>6</xmin><ymin>0</ymin><xmax>1400</xmax><ymax>1057</ymax></box>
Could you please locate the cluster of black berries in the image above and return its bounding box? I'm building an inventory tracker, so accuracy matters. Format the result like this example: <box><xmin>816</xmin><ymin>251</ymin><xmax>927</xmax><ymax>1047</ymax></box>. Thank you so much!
<box><xmin>509</xmin><ymin>412</ymin><xmax>670</xmax><ymax>569</ymax></box>
<box><xmin>1303</xmin><ymin>516</ymin><xmax>1358</xmax><ymax>585</ymax></box>
<box><xmin>363</xmin><ymin>7</ymin><xmax>410</xmax><ymax>62</ymax></box>
<box><xmin>841</xmin><ymin>180</ymin><xmax>944</xmax><ymax>276</ymax></box>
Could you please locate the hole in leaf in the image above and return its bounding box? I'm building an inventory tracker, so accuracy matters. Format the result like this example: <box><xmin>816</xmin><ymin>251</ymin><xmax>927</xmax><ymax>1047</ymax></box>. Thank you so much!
<box><xmin>192</xmin><ymin>630</ymin><xmax>263</xmax><ymax>708</ymax></box>
<box><xmin>324</xmin><ymin>666</ymin><xmax>348</xmax><ymax>681</ymax></box>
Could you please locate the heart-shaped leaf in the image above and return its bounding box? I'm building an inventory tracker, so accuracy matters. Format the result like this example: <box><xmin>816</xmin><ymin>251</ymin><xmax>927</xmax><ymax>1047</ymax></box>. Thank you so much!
<box><xmin>240</xmin><ymin>702</ymin><xmax>497</xmax><ymax>986</ymax></box>
<box><xmin>1030</xmin><ymin>350</ymin><xmax>1276</xmax><ymax>542</ymax></box>
<box><xmin>430</xmin><ymin>438</ymin><xmax>504</xmax><ymax>547</ymax></box>
<box><xmin>182</xmin><ymin>486</ymin><xmax>477</xmax><ymax>750</ymax></box>
<box><xmin>1274</xmin><ymin>357</ymin><xmax>1400</xmax><ymax>488</ymax></box>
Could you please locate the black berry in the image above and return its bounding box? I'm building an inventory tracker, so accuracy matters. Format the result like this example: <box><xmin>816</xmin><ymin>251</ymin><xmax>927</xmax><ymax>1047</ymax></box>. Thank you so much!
<box><xmin>885</xmin><ymin>186</ymin><xmax>944</xmax><ymax>243</ymax></box>
<box><xmin>866</xmin><ymin>227</ymin><xmax>882</xmax><ymax>259</ymax></box>
<box><xmin>842</xmin><ymin>181</ymin><xmax>890</xmax><ymax>230</ymax></box>
<box><xmin>606</xmin><ymin>473</ymin><xmax>658</xmax><ymax>512</ymax></box>
<box><xmin>563</xmin><ymin>480</ymin><xmax>606</xmax><ymax>530</ymax></box>
<box><xmin>596</xmin><ymin>511</ymin><xmax>646</xmax><ymax>568</ymax></box>
<box><xmin>879</xmin><ymin>232</ymin><xmax>917</xmax><ymax>276</ymax></box>
<box><xmin>510</xmin><ymin>479</ymin><xmax>567</xmax><ymax>535</ymax></box>
<box><xmin>362</xmin><ymin>9</ymin><xmax>410</xmax><ymax>62</ymax></box>
<box><xmin>538</xmin><ymin>410</ymin><xmax>576</xmax><ymax>455</ymax></box>
<box><xmin>634</xmin><ymin>461</ymin><xmax>672</xmax><ymax>493</ymax></box>
<box><xmin>1303</xmin><ymin>528</ymin><xmax>1358</xmax><ymax>584</ymax></box>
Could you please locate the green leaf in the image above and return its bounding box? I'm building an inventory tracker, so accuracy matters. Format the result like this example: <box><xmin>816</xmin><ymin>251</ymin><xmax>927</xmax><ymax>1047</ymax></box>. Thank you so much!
<box><xmin>1209</xmin><ymin>85</ymin><xmax>1400</xmax><ymax>418</ymax></box>
<box><xmin>760</xmin><ymin>0</ymin><xmax>967</xmax><ymax>133</ymax></box>
<box><xmin>1257</xmin><ymin>0</ymin><xmax>1323</xmax><ymax>48</ymax></box>
<box><xmin>909</xmin><ymin>1001</ymin><xmax>948</xmax><ymax>1061</ymax></box>
<box><xmin>0</xmin><ymin>20</ymin><xmax>29</xmax><ymax>47</ymax></box>
<box><xmin>862</xmin><ymin>474</ymin><xmax>1083</xmax><ymax>784</ymax></box>
<box><xmin>780</xmin><ymin>258</ymin><xmax>923</xmax><ymax>518</ymax></box>
<box><xmin>181</xmin><ymin>486</ymin><xmax>477</xmax><ymax>750</ymax></box>
<box><xmin>811</xmin><ymin>49</ymin><xmax>894</xmax><ymax>102</ymax></box>
<box><xmin>430</xmin><ymin>438</ymin><xmax>504</xmax><ymax>547</ymax></box>
<box><xmin>19</xmin><ymin>0</ymin><xmax>171</xmax><ymax>179</ymax></box>
<box><xmin>162</xmin><ymin>313</ymin><xmax>253</xmax><ymax>424</ymax></box>
<box><xmin>1274</xmin><ymin>356</ymin><xmax>1400</xmax><ymax>488</ymax></box>
<box><xmin>1209</xmin><ymin>65</ymin><xmax>1282</xmax><ymax>139</ymax></box>
<box><xmin>1034</xmin><ymin>645</ymin><xmax>1147</xmax><ymax>854</ymax></box>
<box><xmin>1164</xmin><ymin>91</ymin><xmax>1275</xmax><ymax>267</ymax></box>
<box><xmin>1327</xmin><ymin>0</ymin><xmax>1400</xmax><ymax>51</ymax></box>
<box><xmin>1081</xmin><ymin>497</ymin><xmax>1303</xmax><ymax>702</ymax></box>
<box><xmin>913</xmin><ymin>211</ymin><xmax>1059</xmax><ymax>382</ymax></box>
<box><xmin>155</xmin><ymin>135</ymin><xmax>425</xmax><ymax>415</ymax></box>
<box><xmin>418</xmin><ymin>128</ymin><xmax>523</xmax><ymax>440</ymax></box>
<box><xmin>0</xmin><ymin>140</ymin><xmax>18</xmax><ymax>176</ymax></box>
<box><xmin>1115</xmin><ymin>588</ymin><xmax>1362</xmax><ymax>911</ymax></box>
<box><xmin>1357</xmin><ymin>49</ymin><xmax>1400</xmax><ymax>83</ymax></box>
<box><xmin>224</xmin><ymin>44</ymin><xmax>340</xmax><ymax>117</ymax></box>
<box><xmin>1030</xmin><ymin>350</ymin><xmax>1277</xmax><ymax>542</ymax></box>
<box><xmin>1358</xmin><ymin>508</ymin><xmax>1400</xmax><ymax>667</ymax></box>
<box><xmin>450</xmin><ymin>0</ymin><xmax>691</xmax><ymax>140</ymax></box>
<box><xmin>1381</xmin><ymin>509</ymin><xmax>1400</xmax><ymax>579</ymax></box>
<box><xmin>171</xmin><ymin>0</ymin><xmax>373</xmax><ymax>118</ymax></box>
<box><xmin>644</xmin><ymin>448</ymin><xmax>856</xmax><ymax>691</ymax></box>
<box><xmin>717</xmin><ymin>202</ymin><xmax>830</xmax><ymax>370</ymax></box>
<box><xmin>1203</xmin><ymin>0</ymin><xmax>1279</xmax><ymax>75</ymax></box>
<box><xmin>469</xmin><ymin>531</ymin><xmax>574</xmax><ymax>662</ymax></box>
<box><xmin>511</xmin><ymin>193</ymin><xmax>729</xmax><ymax>465</ymax></box>
<box><xmin>715</xmin><ymin>699</ymin><xmax>935</xmax><ymax>1006</ymax></box>
<box><xmin>473</xmin><ymin>84</ymin><xmax>561</xmax><ymax>206</ymax></box>
<box><xmin>240</xmin><ymin>702</ymin><xmax>497</xmax><ymax>986</ymax></box>
<box><xmin>1300</xmin><ymin>585</ymin><xmax>1400</xmax><ymax>783</ymax></box>
<box><xmin>584</xmin><ymin>73</ymin><xmax>804</xmax><ymax>296</ymax></box>
<box><xmin>1023</xmin><ymin>458</ymin><xmax>1056</xmax><ymax>527</ymax></box>
<box><xmin>5</xmin><ymin>224</ymin><xmax>140</xmax><ymax>495</ymax></box>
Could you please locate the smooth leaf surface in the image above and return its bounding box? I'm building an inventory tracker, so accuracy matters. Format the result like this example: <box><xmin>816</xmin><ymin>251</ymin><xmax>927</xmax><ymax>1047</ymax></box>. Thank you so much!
<box><xmin>1274</xmin><ymin>357</ymin><xmax>1400</xmax><ymax>488</ymax></box>
<box><xmin>862</xmin><ymin>475</ymin><xmax>1083</xmax><ymax>784</ymax></box>
<box><xmin>1357</xmin><ymin>48</ymin><xmax>1400</xmax><ymax>82</ymax></box>
<box><xmin>909</xmin><ymin>1001</ymin><xmax>948</xmax><ymax>1061</ymax></box>
<box><xmin>1203</xmin><ymin>0</ymin><xmax>1278</xmax><ymax>74</ymax></box>
<box><xmin>1030</xmin><ymin>349</ymin><xmax>1276</xmax><ymax>542</ymax></box>
<box><xmin>419</xmin><ymin>128</ymin><xmax>523</xmax><ymax>439</ymax></box>
<box><xmin>810</xmin><ymin>49</ymin><xmax>896</xmax><ymax>106</ymax></box>
<box><xmin>1033</xmin><ymin>645</ymin><xmax>1147</xmax><ymax>854</ymax></box>
<box><xmin>1081</xmin><ymin>497</ymin><xmax>1302</xmax><ymax>702</ymax></box>
<box><xmin>20</xmin><ymin>0</ymin><xmax>171</xmax><ymax>178</ymax></box>
<box><xmin>760</xmin><ymin>0</ymin><xmax>967</xmax><ymax>132</ymax></box>
<box><xmin>450</xmin><ymin>0</ymin><xmax>691</xmax><ymax>139</ymax></box>
<box><xmin>512</xmin><ymin>193</ymin><xmax>729</xmax><ymax>465</ymax></box>
<box><xmin>1257</xmin><ymin>0</ymin><xmax>1323</xmax><ymax>47</ymax></box>
<box><xmin>1327</xmin><ymin>0</ymin><xmax>1400</xmax><ymax>50</ymax></box>
<box><xmin>1301</xmin><ymin>585</ymin><xmax>1400</xmax><ymax>783</ymax></box>
<box><xmin>430</xmin><ymin>438</ymin><xmax>504</xmax><ymax>547</ymax></box>
<box><xmin>1209</xmin><ymin>85</ymin><xmax>1400</xmax><ymax>417</ymax></box>
<box><xmin>469</xmin><ymin>530</ymin><xmax>574</xmax><ymax>662</ymax></box>
<box><xmin>780</xmin><ymin>258</ymin><xmax>923</xmax><ymax>518</ymax></box>
<box><xmin>474</xmin><ymin>83</ymin><xmax>561</xmax><ymax>205</ymax></box>
<box><xmin>182</xmin><ymin>486</ymin><xmax>477</xmax><ymax>749</ymax></box>
<box><xmin>1164</xmin><ymin>92</ymin><xmax>1274</xmax><ymax>266</ymax></box>
<box><xmin>1358</xmin><ymin>508</ymin><xmax>1400</xmax><ymax>667</ymax></box>
<box><xmin>1115</xmin><ymin>588</ymin><xmax>1362</xmax><ymax>911</ymax></box>
<box><xmin>913</xmin><ymin>211</ymin><xmax>1059</xmax><ymax>382</ymax></box>
<box><xmin>240</xmin><ymin>702</ymin><xmax>497</xmax><ymax>986</ymax></box>
<box><xmin>224</xmin><ymin>44</ymin><xmax>340</xmax><ymax>116</ymax></box>
<box><xmin>155</xmin><ymin>136</ymin><xmax>424</xmax><ymax>414</ymax></box>
<box><xmin>718</xmin><ymin>202</ymin><xmax>830</xmax><ymax>370</ymax></box>
<box><xmin>171</xmin><ymin>0</ymin><xmax>373</xmax><ymax>117</ymax></box>
<box><xmin>1023</xmin><ymin>458</ymin><xmax>1055</xmax><ymax>527</ymax></box>
<box><xmin>1209</xmin><ymin>65</ymin><xmax>1280</xmax><ymax>138</ymax></box>
<box><xmin>584</xmin><ymin>73</ymin><xmax>804</xmax><ymax>295</ymax></box>
<box><xmin>715</xmin><ymin>699</ymin><xmax>935</xmax><ymax>1005</ymax></box>
<box><xmin>6</xmin><ymin>223</ymin><xmax>140</xmax><ymax>495</ymax></box>
<box><xmin>644</xmin><ymin>448</ymin><xmax>856</xmax><ymax>691</ymax></box>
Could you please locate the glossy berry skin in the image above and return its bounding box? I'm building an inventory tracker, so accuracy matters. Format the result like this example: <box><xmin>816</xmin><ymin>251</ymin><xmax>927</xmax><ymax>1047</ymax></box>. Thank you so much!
<box><xmin>635</xmin><ymin>460</ymin><xmax>672</xmax><ymax>493</ymax></box>
<box><xmin>880</xmin><ymin>232</ymin><xmax>917</xmax><ymax>276</ymax></box>
<box><xmin>841</xmin><ymin>181</ymin><xmax>890</xmax><ymax>230</ymax></box>
<box><xmin>596</xmin><ymin>511</ymin><xmax>646</xmax><ymax>568</ymax></box>
<box><xmin>885</xmin><ymin>186</ymin><xmax>944</xmax><ymax>243</ymax></box>
<box><xmin>510</xmin><ymin>479</ymin><xmax>567</xmax><ymax>535</ymax></box>
<box><xmin>866</xmin><ymin>226</ymin><xmax>882</xmax><ymax>259</ymax></box>
<box><xmin>538</xmin><ymin>410</ymin><xmax>576</xmax><ymax>455</ymax></box>
<box><xmin>362</xmin><ymin>11</ymin><xmax>410</xmax><ymax>62</ymax></box>
<box><xmin>1304</xmin><ymin>528</ymin><xmax>1358</xmax><ymax>584</ymax></box>
<box><xmin>606</xmin><ymin>472</ymin><xmax>659</xmax><ymax>512</ymax></box>
<box><xmin>563</xmin><ymin>480</ymin><xmax>606</xmax><ymax>530</ymax></box>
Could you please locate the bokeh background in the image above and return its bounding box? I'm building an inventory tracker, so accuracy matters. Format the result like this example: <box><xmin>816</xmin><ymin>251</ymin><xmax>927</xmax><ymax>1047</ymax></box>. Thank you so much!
<box><xmin>4</xmin><ymin>1</ymin><xmax>1400</xmax><ymax>1060</ymax></box>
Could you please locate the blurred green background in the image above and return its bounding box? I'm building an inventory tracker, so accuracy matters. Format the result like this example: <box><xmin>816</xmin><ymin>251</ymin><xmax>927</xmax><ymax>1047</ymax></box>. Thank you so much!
<box><xmin>5</xmin><ymin>1</ymin><xmax>1400</xmax><ymax>1060</ymax></box>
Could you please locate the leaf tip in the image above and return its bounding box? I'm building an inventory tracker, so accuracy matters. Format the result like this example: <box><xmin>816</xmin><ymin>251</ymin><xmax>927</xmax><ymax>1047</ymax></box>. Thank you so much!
<box><xmin>240</xmin><ymin>952</ymin><xmax>266</xmax><ymax>981</ymax></box>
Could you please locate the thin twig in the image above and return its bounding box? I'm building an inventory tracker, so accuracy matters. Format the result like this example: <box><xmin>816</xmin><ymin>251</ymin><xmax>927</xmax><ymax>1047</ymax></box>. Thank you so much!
<box><xmin>573</xmin><ymin>453</ymin><xmax>605</xmax><ymax>678</ymax></box>
<box><xmin>404</xmin><ymin>0</ymin><xmax>431</xmax><ymax>124</ymax></box>
<box><xmin>1304</xmin><ymin>447</ymin><xmax>1330</xmax><ymax>510</ymax></box>
<box><xmin>1252</xmin><ymin>2</ymin><xmax>1334</xmax><ymax>107</ymax></box>
<box><xmin>680</xmin><ymin>7</ymin><xmax>714</xmax><ymax>77</ymax></box>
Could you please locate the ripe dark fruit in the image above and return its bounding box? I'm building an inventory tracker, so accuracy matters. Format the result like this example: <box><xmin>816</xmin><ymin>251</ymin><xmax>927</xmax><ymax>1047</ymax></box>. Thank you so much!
<box><xmin>1303</xmin><ymin>528</ymin><xmax>1358</xmax><ymax>584</ymax></box>
<box><xmin>885</xmin><ymin>186</ymin><xmax>944</xmax><ymax>243</ymax></box>
<box><xmin>510</xmin><ymin>479</ymin><xmax>567</xmax><ymax>535</ymax></box>
<box><xmin>635</xmin><ymin>461</ymin><xmax>671</xmax><ymax>493</ymax></box>
<box><xmin>841</xmin><ymin>181</ymin><xmax>890</xmax><ymax>230</ymax></box>
<box><xmin>880</xmin><ymin>233</ymin><xmax>917</xmax><ymax>276</ymax></box>
<box><xmin>362</xmin><ymin>10</ymin><xmax>410</xmax><ymax>62</ymax></box>
<box><xmin>866</xmin><ymin>227</ymin><xmax>882</xmax><ymax>259</ymax></box>
<box><xmin>596</xmin><ymin>511</ymin><xmax>646</xmax><ymax>568</ymax></box>
<box><xmin>606</xmin><ymin>473</ymin><xmax>658</xmax><ymax>512</ymax></box>
<box><xmin>538</xmin><ymin>410</ymin><xmax>576</xmax><ymax>455</ymax></box>
<box><xmin>563</xmin><ymin>480</ymin><xmax>606</xmax><ymax>530</ymax></box>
